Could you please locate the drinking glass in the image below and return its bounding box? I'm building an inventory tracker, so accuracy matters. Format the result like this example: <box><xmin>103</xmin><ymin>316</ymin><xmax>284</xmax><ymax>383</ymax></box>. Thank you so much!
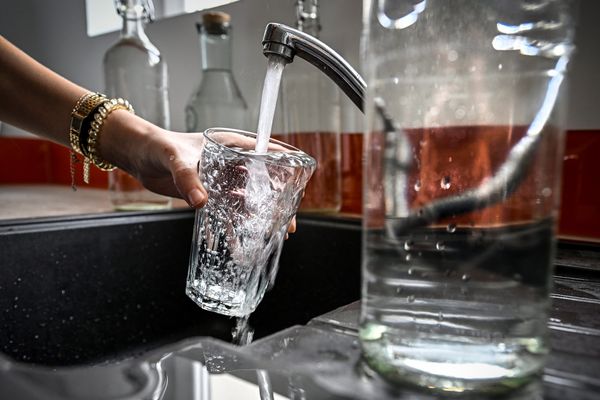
<box><xmin>360</xmin><ymin>0</ymin><xmax>576</xmax><ymax>393</ymax></box>
<box><xmin>186</xmin><ymin>128</ymin><xmax>315</xmax><ymax>317</ymax></box>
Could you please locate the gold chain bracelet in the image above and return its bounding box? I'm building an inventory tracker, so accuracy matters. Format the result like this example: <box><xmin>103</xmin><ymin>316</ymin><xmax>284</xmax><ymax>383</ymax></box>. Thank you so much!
<box><xmin>69</xmin><ymin>92</ymin><xmax>108</xmax><ymax>155</ymax></box>
<box><xmin>69</xmin><ymin>92</ymin><xmax>108</xmax><ymax>189</ymax></box>
<box><xmin>85</xmin><ymin>98</ymin><xmax>135</xmax><ymax>183</ymax></box>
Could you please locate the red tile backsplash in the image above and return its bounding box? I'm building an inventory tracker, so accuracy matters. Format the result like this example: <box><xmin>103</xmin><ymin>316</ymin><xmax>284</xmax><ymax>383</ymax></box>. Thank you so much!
<box><xmin>0</xmin><ymin>137</ymin><xmax>108</xmax><ymax>188</ymax></box>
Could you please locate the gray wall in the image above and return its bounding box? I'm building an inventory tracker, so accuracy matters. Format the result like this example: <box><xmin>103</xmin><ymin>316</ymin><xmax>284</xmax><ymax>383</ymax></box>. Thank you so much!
<box><xmin>0</xmin><ymin>0</ymin><xmax>598</xmax><ymax>136</ymax></box>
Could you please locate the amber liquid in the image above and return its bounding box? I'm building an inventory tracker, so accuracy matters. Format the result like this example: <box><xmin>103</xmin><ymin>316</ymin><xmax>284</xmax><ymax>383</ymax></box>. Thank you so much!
<box><xmin>364</xmin><ymin>125</ymin><xmax>563</xmax><ymax>228</ymax></box>
<box><xmin>273</xmin><ymin>132</ymin><xmax>341</xmax><ymax>212</ymax></box>
<box><xmin>340</xmin><ymin>132</ymin><xmax>364</xmax><ymax>215</ymax></box>
<box><xmin>559</xmin><ymin>130</ymin><xmax>600</xmax><ymax>241</ymax></box>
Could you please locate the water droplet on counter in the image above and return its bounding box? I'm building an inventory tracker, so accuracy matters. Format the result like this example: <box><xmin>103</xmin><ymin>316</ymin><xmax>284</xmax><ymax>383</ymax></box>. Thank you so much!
<box><xmin>407</xmin><ymin>268</ymin><xmax>414</xmax><ymax>275</ymax></box>
<box><xmin>461</xmin><ymin>274</ymin><xmax>471</xmax><ymax>282</ymax></box>
<box><xmin>405</xmin><ymin>254</ymin><xmax>412</xmax><ymax>261</ymax></box>
<box><xmin>403</xmin><ymin>240</ymin><xmax>413</xmax><ymax>251</ymax></box>
<box><xmin>447</xmin><ymin>223</ymin><xmax>457</xmax><ymax>233</ymax></box>
<box><xmin>436</xmin><ymin>241</ymin><xmax>445</xmax><ymax>251</ymax></box>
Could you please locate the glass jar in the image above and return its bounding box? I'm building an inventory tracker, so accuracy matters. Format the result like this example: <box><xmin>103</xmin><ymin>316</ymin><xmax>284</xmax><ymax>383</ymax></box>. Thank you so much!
<box><xmin>360</xmin><ymin>0</ymin><xmax>576</xmax><ymax>393</ymax></box>
<box><xmin>280</xmin><ymin>0</ymin><xmax>342</xmax><ymax>213</ymax></box>
<box><xmin>103</xmin><ymin>0</ymin><xmax>172</xmax><ymax>211</ymax></box>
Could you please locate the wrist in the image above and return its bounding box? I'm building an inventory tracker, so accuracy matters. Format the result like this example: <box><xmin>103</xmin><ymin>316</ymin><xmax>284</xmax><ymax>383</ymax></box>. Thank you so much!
<box><xmin>98</xmin><ymin>110</ymin><xmax>160</xmax><ymax>175</ymax></box>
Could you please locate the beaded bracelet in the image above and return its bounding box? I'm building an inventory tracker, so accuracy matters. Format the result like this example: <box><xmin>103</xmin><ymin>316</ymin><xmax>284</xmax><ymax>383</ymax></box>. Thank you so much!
<box><xmin>85</xmin><ymin>98</ymin><xmax>135</xmax><ymax>183</ymax></box>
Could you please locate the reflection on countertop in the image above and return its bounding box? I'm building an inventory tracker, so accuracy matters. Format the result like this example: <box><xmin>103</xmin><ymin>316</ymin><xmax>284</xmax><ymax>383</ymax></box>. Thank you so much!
<box><xmin>0</xmin><ymin>184</ymin><xmax>188</xmax><ymax>220</ymax></box>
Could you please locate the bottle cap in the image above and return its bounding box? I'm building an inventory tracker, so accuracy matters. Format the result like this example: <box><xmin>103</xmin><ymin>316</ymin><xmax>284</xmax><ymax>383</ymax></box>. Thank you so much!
<box><xmin>199</xmin><ymin>11</ymin><xmax>231</xmax><ymax>35</ymax></box>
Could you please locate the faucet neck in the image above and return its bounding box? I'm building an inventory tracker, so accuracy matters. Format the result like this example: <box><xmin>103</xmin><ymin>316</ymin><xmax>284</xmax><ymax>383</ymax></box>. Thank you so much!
<box><xmin>262</xmin><ymin>23</ymin><xmax>366</xmax><ymax>111</ymax></box>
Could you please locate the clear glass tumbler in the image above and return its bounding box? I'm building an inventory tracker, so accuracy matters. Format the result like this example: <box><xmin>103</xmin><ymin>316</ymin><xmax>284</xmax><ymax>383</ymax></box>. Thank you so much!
<box><xmin>186</xmin><ymin>128</ymin><xmax>316</xmax><ymax>317</ymax></box>
<box><xmin>360</xmin><ymin>0</ymin><xmax>576</xmax><ymax>393</ymax></box>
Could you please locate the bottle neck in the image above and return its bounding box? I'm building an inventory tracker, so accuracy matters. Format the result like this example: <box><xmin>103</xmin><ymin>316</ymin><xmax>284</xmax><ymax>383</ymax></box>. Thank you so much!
<box><xmin>200</xmin><ymin>30</ymin><xmax>232</xmax><ymax>71</ymax></box>
<box><xmin>296</xmin><ymin>0</ymin><xmax>321</xmax><ymax>38</ymax></box>
<box><xmin>121</xmin><ymin>16</ymin><xmax>149</xmax><ymax>40</ymax></box>
<box><xmin>118</xmin><ymin>0</ymin><xmax>151</xmax><ymax>42</ymax></box>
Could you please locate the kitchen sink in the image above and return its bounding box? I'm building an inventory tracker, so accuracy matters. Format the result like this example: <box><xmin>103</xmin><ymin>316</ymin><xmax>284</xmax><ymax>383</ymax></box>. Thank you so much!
<box><xmin>0</xmin><ymin>210</ymin><xmax>361</xmax><ymax>366</ymax></box>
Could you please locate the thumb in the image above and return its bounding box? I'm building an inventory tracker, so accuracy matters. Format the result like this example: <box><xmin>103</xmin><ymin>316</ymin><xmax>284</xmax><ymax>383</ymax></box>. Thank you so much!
<box><xmin>171</xmin><ymin>159</ymin><xmax>208</xmax><ymax>208</ymax></box>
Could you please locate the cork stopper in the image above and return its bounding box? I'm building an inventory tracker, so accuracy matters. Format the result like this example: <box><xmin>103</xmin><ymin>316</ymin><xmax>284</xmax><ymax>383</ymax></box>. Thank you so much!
<box><xmin>199</xmin><ymin>11</ymin><xmax>231</xmax><ymax>35</ymax></box>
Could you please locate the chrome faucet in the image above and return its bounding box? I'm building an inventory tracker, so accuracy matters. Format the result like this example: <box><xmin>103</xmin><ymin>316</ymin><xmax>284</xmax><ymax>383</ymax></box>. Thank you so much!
<box><xmin>262</xmin><ymin>23</ymin><xmax>365</xmax><ymax>112</ymax></box>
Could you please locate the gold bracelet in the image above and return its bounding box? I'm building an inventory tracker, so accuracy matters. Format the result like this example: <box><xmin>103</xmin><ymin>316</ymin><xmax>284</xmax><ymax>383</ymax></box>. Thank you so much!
<box><xmin>69</xmin><ymin>92</ymin><xmax>107</xmax><ymax>155</ymax></box>
<box><xmin>69</xmin><ymin>92</ymin><xmax>108</xmax><ymax>189</ymax></box>
<box><xmin>85</xmin><ymin>98</ymin><xmax>135</xmax><ymax>183</ymax></box>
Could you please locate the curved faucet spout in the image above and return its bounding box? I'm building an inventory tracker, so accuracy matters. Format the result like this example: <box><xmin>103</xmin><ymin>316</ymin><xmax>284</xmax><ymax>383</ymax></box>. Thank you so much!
<box><xmin>262</xmin><ymin>23</ymin><xmax>366</xmax><ymax>112</ymax></box>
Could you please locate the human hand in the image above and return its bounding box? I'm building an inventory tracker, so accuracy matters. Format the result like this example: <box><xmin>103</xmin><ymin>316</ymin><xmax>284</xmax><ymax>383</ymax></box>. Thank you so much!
<box><xmin>98</xmin><ymin>111</ymin><xmax>207</xmax><ymax>207</ymax></box>
<box><xmin>99</xmin><ymin>112</ymin><xmax>299</xmax><ymax>237</ymax></box>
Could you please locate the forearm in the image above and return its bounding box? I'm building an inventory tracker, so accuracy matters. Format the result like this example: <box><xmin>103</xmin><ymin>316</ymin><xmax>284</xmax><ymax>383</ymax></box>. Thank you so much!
<box><xmin>0</xmin><ymin>35</ymin><xmax>207</xmax><ymax>207</ymax></box>
<box><xmin>0</xmin><ymin>35</ymin><xmax>87</xmax><ymax>146</ymax></box>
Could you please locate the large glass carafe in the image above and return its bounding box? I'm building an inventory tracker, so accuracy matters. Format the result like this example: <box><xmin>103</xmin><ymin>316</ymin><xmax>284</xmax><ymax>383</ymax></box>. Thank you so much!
<box><xmin>103</xmin><ymin>0</ymin><xmax>171</xmax><ymax>210</ymax></box>
<box><xmin>360</xmin><ymin>0</ymin><xmax>576</xmax><ymax>393</ymax></box>
<box><xmin>280</xmin><ymin>0</ymin><xmax>342</xmax><ymax>213</ymax></box>
<box><xmin>185</xmin><ymin>12</ymin><xmax>248</xmax><ymax>132</ymax></box>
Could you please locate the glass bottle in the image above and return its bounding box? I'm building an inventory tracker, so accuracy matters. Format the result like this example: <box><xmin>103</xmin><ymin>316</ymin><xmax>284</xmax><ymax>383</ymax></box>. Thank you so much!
<box><xmin>103</xmin><ymin>0</ymin><xmax>172</xmax><ymax>211</ymax></box>
<box><xmin>280</xmin><ymin>0</ymin><xmax>342</xmax><ymax>213</ymax></box>
<box><xmin>360</xmin><ymin>0</ymin><xmax>575</xmax><ymax>393</ymax></box>
<box><xmin>185</xmin><ymin>12</ymin><xmax>247</xmax><ymax>132</ymax></box>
